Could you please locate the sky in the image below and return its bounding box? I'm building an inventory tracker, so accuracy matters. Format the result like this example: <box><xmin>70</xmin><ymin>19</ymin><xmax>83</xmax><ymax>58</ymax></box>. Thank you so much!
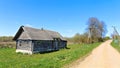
<box><xmin>0</xmin><ymin>0</ymin><xmax>120</xmax><ymax>37</ymax></box>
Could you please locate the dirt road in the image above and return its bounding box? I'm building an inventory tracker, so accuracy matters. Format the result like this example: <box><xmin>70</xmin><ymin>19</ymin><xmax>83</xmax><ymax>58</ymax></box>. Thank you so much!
<box><xmin>69</xmin><ymin>40</ymin><xmax>120</xmax><ymax>68</ymax></box>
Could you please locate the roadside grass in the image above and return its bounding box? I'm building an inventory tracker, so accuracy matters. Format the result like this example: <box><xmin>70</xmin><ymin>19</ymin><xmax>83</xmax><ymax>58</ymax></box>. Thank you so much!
<box><xmin>111</xmin><ymin>40</ymin><xmax>120</xmax><ymax>52</ymax></box>
<box><xmin>0</xmin><ymin>43</ymin><xmax>100</xmax><ymax>68</ymax></box>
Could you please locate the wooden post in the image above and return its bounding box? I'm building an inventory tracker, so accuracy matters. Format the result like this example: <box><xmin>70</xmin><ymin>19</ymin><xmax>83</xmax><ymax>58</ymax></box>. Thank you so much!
<box><xmin>88</xmin><ymin>27</ymin><xmax>92</xmax><ymax>44</ymax></box>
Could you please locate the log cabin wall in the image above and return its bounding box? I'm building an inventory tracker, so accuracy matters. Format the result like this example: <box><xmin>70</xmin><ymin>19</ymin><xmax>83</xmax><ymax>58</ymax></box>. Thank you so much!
<box><xmin>32</xmin><ymin>40</ymin><xmax>53</xmax><ymax>52</ymax></box>
<box><xmin>16</xmin><ymin>40</ymin><xmax>32</xmax><ymax>51</ymax></box>
<box><xmin>58</xmin><ymin>41</ymin><xmax>67</xmax><ymax>49</ymax></box>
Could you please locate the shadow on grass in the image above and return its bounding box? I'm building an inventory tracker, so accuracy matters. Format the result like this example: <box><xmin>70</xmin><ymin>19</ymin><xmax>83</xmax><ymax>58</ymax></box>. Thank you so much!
<box><xmin>40</xmin><ymin>47</ymin><xmax>70</xmax><ymax>54</ymax></box>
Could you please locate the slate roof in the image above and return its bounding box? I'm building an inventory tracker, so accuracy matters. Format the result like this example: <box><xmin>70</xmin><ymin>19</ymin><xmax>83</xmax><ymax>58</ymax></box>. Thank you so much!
<box><xmin>13</xmin><ymin>26</ymin><xmax>66</xmax><ymax>41</ymax></box>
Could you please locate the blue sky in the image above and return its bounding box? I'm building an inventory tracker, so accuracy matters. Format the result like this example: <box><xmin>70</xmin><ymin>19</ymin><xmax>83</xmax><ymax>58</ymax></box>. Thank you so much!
<box><xmin>0</xmin><ymin>0</ymin><xmax>120</xmax><ymax>37</ymax></box>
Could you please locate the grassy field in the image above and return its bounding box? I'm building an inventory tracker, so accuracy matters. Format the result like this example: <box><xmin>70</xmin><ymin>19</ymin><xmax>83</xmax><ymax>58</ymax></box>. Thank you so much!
<box><xmin>0</xmin><ymin>43</ymin><xmax>100</xmax><ymax>68</ymax></box>
<box><xmin>111</xmin><ymin>40</ymin><xmax>120</xmax><ymax>52</ymax></box>
<box><xmin>0</xmin><ymin>42</ymin><xmax>15</xmax><ymax>48</ymax></box>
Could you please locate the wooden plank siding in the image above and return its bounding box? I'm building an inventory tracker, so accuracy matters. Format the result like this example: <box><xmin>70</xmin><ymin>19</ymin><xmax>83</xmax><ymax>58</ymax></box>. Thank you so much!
<box><xmin>16</xmin><ymin>40</ymin><xmax>32</xmax><ymax>51</ymax></box>
<box><xmin>32</xmin><ymin>40</ymin><xmax>67</xmax><ymax>53</ymax></box>
<box><xmin>16</xmin><ymin>40</ymin><xmax>67</xmax><ymax>53</ymax></box>
<box><xmin>58</xmin><ymin>41</ymin><xmax>67</xmax><ymax>49</ymax></box>
<box><xmin>32</xmin><ymin>40</ymin><xmax>53</xmax><ymax>52</ymax></box>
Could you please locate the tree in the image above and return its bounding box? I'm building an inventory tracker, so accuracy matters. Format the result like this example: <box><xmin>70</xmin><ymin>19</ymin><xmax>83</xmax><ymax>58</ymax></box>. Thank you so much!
<box><xmin>86</xmin><ymin>17</ymin><xmax>107</xmax><ymax>43</ymax></box>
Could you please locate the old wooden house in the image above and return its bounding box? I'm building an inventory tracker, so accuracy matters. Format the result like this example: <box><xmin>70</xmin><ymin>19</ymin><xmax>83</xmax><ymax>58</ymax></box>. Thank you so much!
<box><xmin>13</xmin><ymin>26</ymin><xmax>67</xmax><ymax>54</ymax></box>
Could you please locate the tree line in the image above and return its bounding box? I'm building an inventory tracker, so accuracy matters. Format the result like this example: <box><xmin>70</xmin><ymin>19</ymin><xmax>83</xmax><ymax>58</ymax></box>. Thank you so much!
<box><xmin>0</xmin><ymin>36</ymin><xmax>14</xmax><ymax>42</ymax></box>
<box><xmin>66</xmin><ymin>17</ymin><xmax>109</xmax><ymax>44</ymax></box>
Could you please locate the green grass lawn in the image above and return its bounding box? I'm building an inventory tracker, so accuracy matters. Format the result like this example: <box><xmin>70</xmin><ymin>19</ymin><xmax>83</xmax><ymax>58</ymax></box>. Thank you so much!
<box><xmin>0</xmin><ymin>43</ymin><xmax>100</xmax><ymax>68</ymax></box>
<box><xmin>111</xmin><ymin>40</ymin><xmax>120</xmax><ymax>52</ymax></box>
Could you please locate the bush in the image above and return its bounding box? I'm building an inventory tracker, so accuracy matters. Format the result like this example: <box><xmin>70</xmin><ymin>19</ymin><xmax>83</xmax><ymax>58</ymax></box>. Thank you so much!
<box><xmin>103</xmin><ymin>36</ymin><xmax>110</xmax><ymax>41</ymax></box>
<box><xmin>111</xmin><ymin>40</ymin><xmax>120</xmax><ymax>52</ymax></box>
<box><xmin>65</xmin><ymin>33</ymin><xmax>88</xmax><ymax>44</ymax></box>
